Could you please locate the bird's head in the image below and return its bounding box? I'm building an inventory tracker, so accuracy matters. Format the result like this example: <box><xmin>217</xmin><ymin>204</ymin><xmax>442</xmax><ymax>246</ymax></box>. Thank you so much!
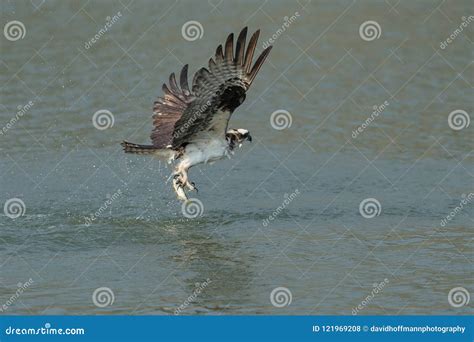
<box><xmin>226</xmin><ymin>128</ymin><xmax>252</xmax><ymax>149</ymax></box>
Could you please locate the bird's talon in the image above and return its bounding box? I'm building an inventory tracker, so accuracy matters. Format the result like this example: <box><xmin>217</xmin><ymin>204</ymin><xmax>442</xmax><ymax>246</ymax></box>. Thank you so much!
<box><xmin>185</xmin><ymin>181</ymin><xmax>198</xmax><ymax>192</ymax></box>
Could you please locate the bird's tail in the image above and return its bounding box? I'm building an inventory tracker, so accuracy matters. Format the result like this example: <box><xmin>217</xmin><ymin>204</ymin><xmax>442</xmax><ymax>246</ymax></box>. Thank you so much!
<box><xmin>121</xmin><ymin>141</ymin><xmax>159</xmax><ymax>154</ymax></box>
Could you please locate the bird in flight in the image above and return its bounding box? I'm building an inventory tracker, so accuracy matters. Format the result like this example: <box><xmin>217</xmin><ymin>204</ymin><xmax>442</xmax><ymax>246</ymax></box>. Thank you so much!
<box><xmin>121</xmin><ymin>27</ymin><xmax>272</xmax><ymax>201</ymax></box>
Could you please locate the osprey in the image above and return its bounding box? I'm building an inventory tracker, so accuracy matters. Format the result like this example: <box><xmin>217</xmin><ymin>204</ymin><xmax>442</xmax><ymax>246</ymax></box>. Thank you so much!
<box><xmin>121</xmin><ymin>27</ymin><xmax>272</xmax><ymax>201</ymax></box>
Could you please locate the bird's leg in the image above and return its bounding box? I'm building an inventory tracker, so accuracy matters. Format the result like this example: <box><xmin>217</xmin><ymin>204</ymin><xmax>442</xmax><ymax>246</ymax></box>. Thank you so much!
<box><xmin>172</xmin><ymin>163</ymin><xmax>197</xmax><ymax>201</ymax></box>
<box><xmin>172</xmin><ymin>164</ymin><xmax>188</xmax><ymax>201</ymax></box>
<box><xmin>181</xmin><ymin>168</ymin><xmax>198</xmax><ymax>192</ymax></box>
<box><xmin>172</xmin><ymin>172</ymin><xmax>188</xmax><ymax>201</ymax></box>
<box><xmin>186</xmin><ymin>181</ymin><xmax>197</xmax><ymax>192</ymax></box>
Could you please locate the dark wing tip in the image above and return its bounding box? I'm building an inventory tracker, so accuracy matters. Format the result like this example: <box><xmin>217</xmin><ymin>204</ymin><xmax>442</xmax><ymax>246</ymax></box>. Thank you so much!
<box><xmin>169</xmin><ymin>72</ymin><xmax>179</xmax><ymax>92</ymax></box>
<box><xmin>180</xmin><ymin>64</ymin><xmax>190</xmax><ymax>92</ymax></box>
<box><xmin>225</xmin><ymin>33</ymin><xmax>234</xmax><ymax>61</ymax></box>
<box><xmin>235</xmin><ymin>27</ymin><xmax>248</xmax><ymax>65</ymax></box>
<box><xmin>243</xmin><ymin>29</ymin><xmax>261</xmax><ymax>73</ymax></box>
<box><xmin>238</xmin><ymin>26</ymin><xmax>248</xmax><ymax>38</ymax></box>
<box><xmin>247</xmin><ymin>44</ymin><xmax>272</xmax><ymax>86</ymax></box>
<box><xmin>216</xmin><ymin>44</ymin><xmax>224</xmax><ymax>61</ymax></box>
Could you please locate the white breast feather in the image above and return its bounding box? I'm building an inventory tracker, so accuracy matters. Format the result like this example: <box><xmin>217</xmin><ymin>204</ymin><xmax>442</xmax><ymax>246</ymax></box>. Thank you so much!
<box><xmin>183</xmin><ymin>138</ymin><xmax>228</xmax><ymax>168</ymax></box>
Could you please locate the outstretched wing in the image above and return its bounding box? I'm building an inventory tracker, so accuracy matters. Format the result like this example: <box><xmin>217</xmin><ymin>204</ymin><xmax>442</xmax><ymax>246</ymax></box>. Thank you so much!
<box><xmin>150</xmin><ymin>27</ymin><xmax>272</xmax><ymax>149</ymax></box>
<box><xmin>150</xmin><ymin>64</ymin><xmax>194</xmax><ymax>148</ymax></box>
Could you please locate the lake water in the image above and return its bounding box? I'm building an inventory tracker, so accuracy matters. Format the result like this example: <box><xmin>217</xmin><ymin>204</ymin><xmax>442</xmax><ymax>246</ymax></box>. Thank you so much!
<box><xmin>0</xmin><ymin>0</ymin><xmax>472</xmax><ymax>315</ymax></box>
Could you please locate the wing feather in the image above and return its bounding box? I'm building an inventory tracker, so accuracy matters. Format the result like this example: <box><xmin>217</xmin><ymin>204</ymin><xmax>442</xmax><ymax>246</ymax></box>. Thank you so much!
<box><xmin>168</xmin><ymin>73</ymin><xmax>180</xmax><ymax>94</ymax></box>
<box><xmin>150</xmin><ymin>27</ymin><xmax>272</xmax><ymax>149</ymax></box>
<box><xmin>248</xmin><ymin>46</ymin><xmax>273</xmax><ymax>85</ymax></box>
<box><xmin>243</xmin><ymin>30</ymin><xmax>259</xmax><ymax>73</ymax></box>
<box><xmin>224</xmin><ymin>33</ymin><xmax>234</xmax><ymax>62</ymax></box>
<box><xmin>180</xmin><ymin>64</ymin><xmax>190</xmax><ymax>94</ymax></box>
<box><xmin>215</xmin><ymin>45</ymin><xmax>224</xmax><ymax>62</ymax></box>
<box><xmin>235</xmin><ymin>27</ymin><xmax>247</xmax><ymax>65</ymax></box>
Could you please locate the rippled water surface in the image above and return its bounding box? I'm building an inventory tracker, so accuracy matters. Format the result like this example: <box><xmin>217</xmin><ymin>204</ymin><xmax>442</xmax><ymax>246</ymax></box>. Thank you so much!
<box><xmin>0</xmin><ymin>0</ymin><xmax>473</xmax><ymax>315</ymax></box>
